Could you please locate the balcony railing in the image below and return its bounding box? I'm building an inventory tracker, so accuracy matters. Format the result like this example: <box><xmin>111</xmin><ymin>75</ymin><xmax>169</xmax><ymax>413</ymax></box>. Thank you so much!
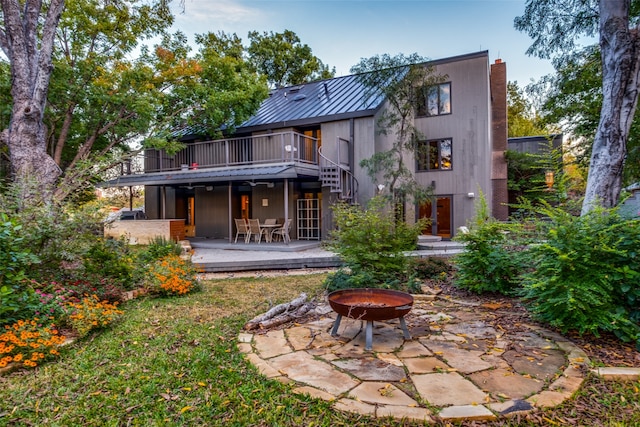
<box><xmin>144</xmin><ymin>131</ymin><xmax>318</xmax><ymax>173</ymax></box>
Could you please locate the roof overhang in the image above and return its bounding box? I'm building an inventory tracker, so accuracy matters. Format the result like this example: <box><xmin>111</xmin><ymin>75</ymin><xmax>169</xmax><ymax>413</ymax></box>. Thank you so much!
<box><xmin>101</xmin><ymin>163</ymin><xmax>318</xmax><ymax>188</ymax></box>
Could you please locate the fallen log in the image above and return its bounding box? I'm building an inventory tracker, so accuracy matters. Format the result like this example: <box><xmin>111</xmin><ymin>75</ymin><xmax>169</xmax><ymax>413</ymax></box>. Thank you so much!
<box><xmin>244</xmin><ymin>293</ymin><xmax>308</xmax><ymax>330</ymax></box>
<box><xmin>258</xmin><ymin>302</ymin><xmax>314</xmax><ymax>330</ymax></box>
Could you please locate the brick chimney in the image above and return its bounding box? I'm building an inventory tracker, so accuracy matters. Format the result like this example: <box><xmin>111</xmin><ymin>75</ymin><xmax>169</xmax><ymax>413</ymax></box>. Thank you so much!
<box><xmin>490</xmin><ymin>59</ymin><xmax>509</xmax><ymax>221</ymax></box>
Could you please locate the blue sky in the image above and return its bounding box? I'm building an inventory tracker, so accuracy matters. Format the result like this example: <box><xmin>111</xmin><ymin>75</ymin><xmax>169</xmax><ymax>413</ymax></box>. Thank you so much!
<box><xmin>171</xmin><ymin>0</ymin><xmax>559</xmax><ymax>85</ymax></box>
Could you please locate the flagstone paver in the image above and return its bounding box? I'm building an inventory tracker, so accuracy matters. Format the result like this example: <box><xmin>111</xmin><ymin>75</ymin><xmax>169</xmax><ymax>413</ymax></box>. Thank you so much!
<box><xmin>239</xmin><ymin>295</ymin><xmax>595</xmax><ymax>423</ymax></box>
<box><xmin>349</xmin><ymin>381</ymin><xmax>418</xmax><ymax>406</ymax></box>
<box><xmin>438</xmin><ymin>404</ymin><xmax>496</xmax><ymax>421</ymax></box>
<box><xmin>333</xmin><ymin>398</ymin><xmax>376</xmax><ymax>417</ymax></box>
<box><xmin>396</xmin><ymin>340</ymin><xmax>432</xmax><ymax>358</ymax></box>
<box><xmin>253</xmin><ymin>329</ymin><xmax>291</xmax><ymax>359</ymax></box>
<box><xmin>593</xmin><ymin>366</ymin><xmax>640</xmax><ymax>381</ymax></box>
<box><xmin>332</xmin><ymin>357</ymin><xmax>406</xmax><ymax>381</ymax></box>
<box><xmin>488</xmin><ymin>399</ymin><xmax>535</xmax><ymax>417</ymax></box>
<box><xmin>403</xmin><ymin>356</ymin><xmax>447</xmax><ymax>374</ymax></box>
<box><xmin>268</xmin><ymin>351</ymin><xmax>359</xmax><ymax>395</ymax></box>
<box><xmin>422</xmin><ymin>340</ymin><xmax>494</xmax><ymax>373</ymax></box>
<box><xmin>468</xmin><ymin>368</ymin><xmax>544</xmax><ymax>399</ymax></box>
<box><xmin>503</xmin><ymin>348</ymin><xmax>566</xmax><ymax>379</ymax></box>
<box><xmin>293</xmin><ymin>385</ymin><xmax>335</xmax><ymax>401</ymax></box>
<box><xmin>411</xmin><ymin>372</ymin><xmax>488</xmax><ymax>406</ymax></box>
<box><xmin>376</xmin><ymin>405</ymin><xmax>433</xmax><ymax>423</ymax></box>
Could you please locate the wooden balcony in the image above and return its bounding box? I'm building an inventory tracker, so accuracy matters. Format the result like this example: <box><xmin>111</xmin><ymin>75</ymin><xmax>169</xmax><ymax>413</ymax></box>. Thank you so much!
<box><xmin>144</xmin><ymin>131</ymin><xmax>318</xmax><ymax>173</ymax></box>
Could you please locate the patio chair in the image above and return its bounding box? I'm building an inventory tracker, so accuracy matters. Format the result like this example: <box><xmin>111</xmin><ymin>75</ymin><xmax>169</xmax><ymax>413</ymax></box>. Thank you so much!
<box><xmin>234</xmin><ymin>218</ymin><xmax>251</xmax><ymax>243</ymax></box>
<box><xmin>247</xmin><ymin>219</ymin><xmax>265</xmax><ymax>243</ymax></box>
<box><xmin>271</xmin><ymin>218</ymin><xmax>292</xmax><ymax>244</ymax></box>
<box><xmin>264</xmin><ymin>218</ymin><xmax>277</xmax><ymax>225</ymax></box>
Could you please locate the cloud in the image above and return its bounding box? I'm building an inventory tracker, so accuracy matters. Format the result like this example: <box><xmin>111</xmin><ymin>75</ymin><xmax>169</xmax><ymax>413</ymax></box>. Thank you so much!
<box><xmin>173</xmin><ymin>0</ymin><xmax>262</xmax><ymax>30</ymax></box>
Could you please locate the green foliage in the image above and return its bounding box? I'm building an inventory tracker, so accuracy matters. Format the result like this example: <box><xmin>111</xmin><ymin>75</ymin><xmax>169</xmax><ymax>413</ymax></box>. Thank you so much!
<box><xmin>520</xmin><ymin>206</ymin><xmax>640</xmax><ymax>344</ymax></box>
<box><xmin>138</xmin><ymin>235</ymin><xmax>183</xmax><ymax>263</ymax></box>
<box><xmin>247</xmin><ymin>29</ymin><xmax>335</xmax><ymax>88</ymax></box>
<box><xmin>325</xmin><ymin>197</ymin><xmax>425</xmax><ymax>292</ymax></box>
<box><xmin>351</xmin><ymin>53</ymin><xmax>443</xmax><ymax>208</ymax></box>
<box><xmin>454</xmin><ymin>221</ymin><xmax>527</xmax><ymax>295</ymax></box>
<box><xmin>82</xmin><ymin>237</ymin><xmax>135</xmax><ymax>289</ymax></box>
<box><xmin>531</xmin><ymin>45</ymin><xmax>640</xmax><ymax>186</ymax></box>
<box><xmin>408</xmin><ymin>257</ymin><xmax>451</xmax><ymax>281</ymax></box>
<box><xmin>506</xmin><ymin>139</ymin><xmax>571</xmax><ymax>210</ymax></box>
<box><xmin>0</xmin><ymin>214</ymin><xmax>40</xmax><ymax>325</ymax></box>
<box><xmin>507</xmin><ymin>81</ymin><xmax>550</xmax><ymax>137</ymax></box>
<box><xmin>453</xmin><ymin>193</ymin><xmax>528</xmax><ymax>295</ymax></box>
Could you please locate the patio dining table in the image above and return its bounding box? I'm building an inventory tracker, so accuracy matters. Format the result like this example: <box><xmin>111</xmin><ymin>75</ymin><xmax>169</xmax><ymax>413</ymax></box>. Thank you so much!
<box><xmin>260</xmin><ymin>223</ymin><xmax>281</xmax><ymax>243</ymax></box>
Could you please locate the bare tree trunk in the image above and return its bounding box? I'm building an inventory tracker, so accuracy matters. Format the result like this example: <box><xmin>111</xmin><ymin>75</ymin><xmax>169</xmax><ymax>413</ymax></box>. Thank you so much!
<box><xmin>582</xmin><ymin>0</ymin><xmax>640</xmax><ymax>214</ymax></box>
<box><xmin>0</xmin><ymin>0</ymin><xmax>66</xmax><ymax>204</ymax></box>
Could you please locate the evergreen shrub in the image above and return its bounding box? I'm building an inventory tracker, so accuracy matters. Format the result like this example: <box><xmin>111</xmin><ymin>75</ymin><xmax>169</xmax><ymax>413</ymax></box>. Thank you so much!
<box><xmin>324</xmin><ymin>197</ymin><xmax>426</xmax><ymax>293</ymax></box>
<box><xmin>521</xmin><ymin>206</ymin><xmax>640</xmax><ymax>345</ymax></box>
<box><xmin>453</xmin><ymin>193</ymin><xmax>528</xmax><ymax>295</ymax></box>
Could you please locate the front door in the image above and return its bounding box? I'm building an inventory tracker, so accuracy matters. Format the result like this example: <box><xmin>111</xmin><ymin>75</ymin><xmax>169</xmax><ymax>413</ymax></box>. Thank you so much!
<box><xmin>419</xmin><ymin>196</ymin><xmax>452</xmax><ymax>239</ymax></box>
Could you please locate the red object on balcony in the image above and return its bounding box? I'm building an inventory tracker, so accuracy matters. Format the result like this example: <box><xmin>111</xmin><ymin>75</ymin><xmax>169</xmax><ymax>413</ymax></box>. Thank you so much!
<box><xmin>191</xmin><ymin>162</ymin><xmax>198</xmax><ymax>170</ymax></box>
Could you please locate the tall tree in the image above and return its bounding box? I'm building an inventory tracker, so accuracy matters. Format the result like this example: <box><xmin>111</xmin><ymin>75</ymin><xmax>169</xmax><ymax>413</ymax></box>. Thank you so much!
<box><xmin>507</xmin><ymin>81</ymin><xmax>550</xmax><ymax>137</ymax></box>
<box><xmin>1</xmin><ymin>1</ymin><xmax>269</xmax><ymax>203</ymax></box>
<box><xmin>532</xmin><ymin>45</ymin><xmax>640</xmax><ymax>186</ymax></box>
<box><xmin>0</xmin><ymin>0</ymin><xmax>66</xmax><ymax>203</ymax></box>
<box><xmin>45</xmin><ymin>0</ymin><xmax>175</xmax><ymax>199</ymax></box>
<box><xmin>247</xmin><ymin>29</ymin><xmax>335</xmax><ymax>88</ymax></box>
<box><xmin>350</xmin><ymin>53</ymin><xmax>443</xmax><ymax>217</ymax></box>
<box><xmin>515</xmin><ymin>0</ymin><xmax>640</xmax><ymax>214</ymax></box>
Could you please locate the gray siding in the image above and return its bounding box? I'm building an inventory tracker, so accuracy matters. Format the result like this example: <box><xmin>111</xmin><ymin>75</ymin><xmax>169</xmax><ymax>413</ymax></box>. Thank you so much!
<box><xmin>413</xmin><ymin>54</ymin><xmax>492</xmax><ymax>233</ymax></box>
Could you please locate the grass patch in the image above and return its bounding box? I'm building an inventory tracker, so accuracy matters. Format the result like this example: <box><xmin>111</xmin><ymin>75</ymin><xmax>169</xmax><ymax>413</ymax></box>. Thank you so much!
<box><xmin>1</xmin><ymin>273</ymin><xmax>639</xmax><ymax>426</ymax></box>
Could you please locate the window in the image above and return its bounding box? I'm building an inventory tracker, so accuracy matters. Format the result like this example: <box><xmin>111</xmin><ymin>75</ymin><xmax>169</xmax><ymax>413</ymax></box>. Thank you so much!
<box><xmin>417</xmin><ymin>138</ymin><xmax>452</xmax><ymax>171</ymax></box>
<box><xmin>417</xmin><ymin>82</ymin><xmax>451</xmax><ymax>116</ymax></box>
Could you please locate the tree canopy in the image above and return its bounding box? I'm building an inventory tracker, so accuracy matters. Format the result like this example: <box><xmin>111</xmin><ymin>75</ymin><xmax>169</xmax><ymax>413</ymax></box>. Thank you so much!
<box><xmin>247</xmin><ymin>30</ymin><xmax>335</xmax><ymax>88</ymax></box>
<box><xmin>515</xmin><ymin>0</ymin><xmax>640</xmax><ymax>214</ymax></box>
<box><xmin>3</xmin><ymin>4</ymin><xmax>345</xmax><ymax>205</ymax></box>
<box><xmin>532</xmin><ymin>45</ymin><xmax>640</xmax><ymax>186</ymax></box>
<box><xmin>507</xmin><ymin>81</ymin><xmax>550</xmax><ymax>138</ymax></box>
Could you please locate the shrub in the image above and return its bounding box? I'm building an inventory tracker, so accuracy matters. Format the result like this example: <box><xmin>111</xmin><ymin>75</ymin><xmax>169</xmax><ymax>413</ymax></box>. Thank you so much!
<box><xmin>82</xmin><ymin>237</ymin><xmax>135</xmax><ymax>289</ymax></box>
<box><xmin>145</xmin><ymin>255</ymin><xmax>199</xmax><ymax>296</ymax></box>
<box><xmin>409</xmin><ymin>257</ymin><xmax>451</xmax><ymax>280</ymax></box>
<box><xmin>61</xmin><ymin>276</ymin><xmax>126</xmax><ymax>304</ymax></box>
<box><xmin>453</xmin><ymin>193</ymin><xmax>528</xmax><ymax>295</ymax></box>
<box><xmin>325</xmin><ymin>196</ymin><xmax>426</xmax><ymax>291</ymax></box>
<box><xmin>0</xmin><ymin>319</ymin><xmax>66</xmax><ymax>369</ymax></box>
<box><xmin>0</xmin><ymin>214</ymin><xmax>40</xmax><ymax>326</ymax></box>
<box><xmin>139</xmin><ymin>236</ymin><xmax>183</xmax><ymax>263</ymax></box>
<box><xmin>32</xmin><ymin>288</ymin><xmax>74</xmax><ymax>326</ymax></box>
<box><xmin>67</xmin><ymin>295</ymin><xmax>124</xmax><ymax>338</ymax></box>
<box><xmin>324</xmin><ymin>268</ymin><xmax>421</xmax><ymax>294</ymax></box>
<box><xmin>520</xmin><ymin>206</ymin><xmax>640</xmax><ymax>344</ymax></box>
<box><xmin>0</xmin><ymin>187</ymin><xmax>107</xmax><ymax>282</ymax></box>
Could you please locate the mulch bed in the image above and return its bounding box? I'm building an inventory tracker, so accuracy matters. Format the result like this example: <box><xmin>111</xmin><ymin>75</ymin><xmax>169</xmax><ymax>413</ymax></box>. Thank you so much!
<box><xmin>435</xmin><ymin>280</ymin><xmax>640</xmax><ymax>368</ymax></box>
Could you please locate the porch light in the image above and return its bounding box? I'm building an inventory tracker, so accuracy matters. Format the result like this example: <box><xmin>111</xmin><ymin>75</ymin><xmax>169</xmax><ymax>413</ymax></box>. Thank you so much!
<box><xmin>545</xmin><ymin>171</ymin><xmax>554</xmax><ymax>189</ymax></box>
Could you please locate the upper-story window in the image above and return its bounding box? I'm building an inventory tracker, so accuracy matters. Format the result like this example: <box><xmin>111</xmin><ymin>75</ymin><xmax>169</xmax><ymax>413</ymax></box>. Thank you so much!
<box><xmin>417</xmin><ymin>82</ymin><xmax>451</xmax><ymax>117</ymax></box>
<box><xmin>417</xmin><ymin>138</ymin><xmax>452</xmax><ymax>171</ymax></box>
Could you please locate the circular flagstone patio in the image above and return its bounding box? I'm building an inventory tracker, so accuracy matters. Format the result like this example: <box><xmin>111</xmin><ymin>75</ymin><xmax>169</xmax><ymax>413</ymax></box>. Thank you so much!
<box><xmin>237</xmin><ymin>293</ymin><xmax>591</xmax><ymax>423</ymax></box>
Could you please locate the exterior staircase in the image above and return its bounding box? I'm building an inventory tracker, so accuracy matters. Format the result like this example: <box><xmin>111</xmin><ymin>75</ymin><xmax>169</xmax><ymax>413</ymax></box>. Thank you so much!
<box><xmin>416</xmin><ymin>235</ymin><xmax>465</xmax><ymax>257</ymax></box>
<box><xmin>318</xmin><ymin>143</ymin><xmax>358</xmax><ymax>202</ymax></box>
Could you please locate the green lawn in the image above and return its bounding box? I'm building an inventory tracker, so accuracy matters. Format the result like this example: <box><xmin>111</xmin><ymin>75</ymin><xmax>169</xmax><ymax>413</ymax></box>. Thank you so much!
<box><xmin>1</xmin><ymin>274</ymin><xmax>638</xmax><ymax>426</ymax></box>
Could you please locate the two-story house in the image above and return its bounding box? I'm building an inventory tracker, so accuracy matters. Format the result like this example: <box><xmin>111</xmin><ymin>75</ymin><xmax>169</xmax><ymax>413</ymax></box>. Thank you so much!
<box><xmin>108</xmin><ymin>51</ymin><xmax>508</xmax><ymax>242</ymax></box>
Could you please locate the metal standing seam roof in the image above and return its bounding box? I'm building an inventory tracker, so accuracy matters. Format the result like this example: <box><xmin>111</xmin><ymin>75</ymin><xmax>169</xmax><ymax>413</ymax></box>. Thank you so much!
<box><xmin>238</xmin><ymin>73</ymin><xmax>388</xmax><ymax>131</ymax></box>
